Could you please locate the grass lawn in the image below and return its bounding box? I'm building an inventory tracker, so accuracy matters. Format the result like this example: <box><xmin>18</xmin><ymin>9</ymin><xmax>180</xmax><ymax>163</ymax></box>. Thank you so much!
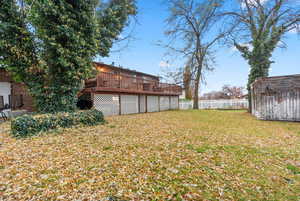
<box><xmin>0</xmin><ymin>110</ymin><xmax>299</xmax><ymax>200</ymax></box>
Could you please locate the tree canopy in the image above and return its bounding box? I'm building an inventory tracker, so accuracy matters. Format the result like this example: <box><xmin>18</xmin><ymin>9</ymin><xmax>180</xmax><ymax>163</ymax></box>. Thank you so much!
<box><xmin>225</xmin><ymin>0</ymin><xmax>300</xmax><ymax>111</ymax></box>
<box><xmin>0</xmin><ymin>0</ymin><xmax>136</xmax><ymax>113</ymax></box>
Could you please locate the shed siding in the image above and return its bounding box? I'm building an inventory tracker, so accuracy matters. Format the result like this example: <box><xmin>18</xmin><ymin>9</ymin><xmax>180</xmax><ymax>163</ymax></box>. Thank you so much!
<box><xmin>251</xmin><ymin>75</ymin><xmax>300</xmax><ymax>121</ymax></box>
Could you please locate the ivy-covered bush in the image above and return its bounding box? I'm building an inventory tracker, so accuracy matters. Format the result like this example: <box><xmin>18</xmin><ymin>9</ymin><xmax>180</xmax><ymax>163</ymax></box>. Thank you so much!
<box><xmin>11</xmin><ymin>110</ymin><xmax>104</xmax><ymax>138</ymax></box>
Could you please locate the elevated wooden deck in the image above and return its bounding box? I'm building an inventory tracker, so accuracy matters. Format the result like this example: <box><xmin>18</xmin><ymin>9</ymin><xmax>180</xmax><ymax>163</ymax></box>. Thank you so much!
<box><xmin>84</xmin><ymin>72</ymin><xmax>182</xmax><ymax>96</ymax></box>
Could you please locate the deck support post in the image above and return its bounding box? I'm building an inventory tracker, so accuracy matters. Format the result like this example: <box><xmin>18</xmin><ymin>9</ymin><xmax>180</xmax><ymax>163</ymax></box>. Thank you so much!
<box><xmin>138</xmin><ymin>94</ymin><xmax>141</xmax><ymax>113</ymax></box>
<box><xmin>145</xmin><ymin>95</ymin><xmax>148</xmax><ymax>113</ymax></box>
<box><xmin>119</xmin><ymin>94</ymin><xmax>121</xmax><ymax>115</ymax></box>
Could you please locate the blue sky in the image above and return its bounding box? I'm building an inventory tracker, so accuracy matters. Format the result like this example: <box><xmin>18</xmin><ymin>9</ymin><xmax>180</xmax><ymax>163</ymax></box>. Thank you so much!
<box><xmin>101</xmin><ymin>0</ymin><xmax>300</xmax><ymax>94</ymax></box>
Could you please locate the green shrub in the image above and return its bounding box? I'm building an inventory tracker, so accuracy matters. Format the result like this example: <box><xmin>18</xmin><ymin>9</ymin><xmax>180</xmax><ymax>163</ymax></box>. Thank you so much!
<box><xmin>11</xmin><ymin>109</ymin><xmax>104</xmax><ymax>138</ymax></box>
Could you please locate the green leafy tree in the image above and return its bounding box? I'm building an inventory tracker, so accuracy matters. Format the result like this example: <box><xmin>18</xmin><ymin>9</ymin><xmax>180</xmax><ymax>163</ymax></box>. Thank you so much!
<box><xmin>226</xmin><ymin>0</ymin><xmax>300</xmax><ymax>112</ymax></box>
<box><xmin>0</xmin><ymin>0</ymin><xmax>136</xmax><ymax>113</ymax></box>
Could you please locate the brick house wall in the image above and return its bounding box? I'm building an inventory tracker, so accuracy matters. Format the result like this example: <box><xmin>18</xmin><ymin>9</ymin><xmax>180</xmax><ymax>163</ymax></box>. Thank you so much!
<box><xmin>0</xmin><ymin>69</ymin><xmax>35</xmax><ymax>111</ymax></box>
<box><xmin>0</xmin><ymin>69</ymin><xmax>11</xmax><ymax>82</ymax></box>
<box><xmin>11</xmin><ymin>83</ymin><xmax>35</xmax><ymax>111</ymax></box>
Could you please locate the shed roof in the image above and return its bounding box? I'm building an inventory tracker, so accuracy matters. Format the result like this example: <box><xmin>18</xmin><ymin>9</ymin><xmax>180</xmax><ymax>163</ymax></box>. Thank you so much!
<box><xmin>251</xmin><ymin>74</ymin><xmax>300</xmax><ymax>92</ymax></box>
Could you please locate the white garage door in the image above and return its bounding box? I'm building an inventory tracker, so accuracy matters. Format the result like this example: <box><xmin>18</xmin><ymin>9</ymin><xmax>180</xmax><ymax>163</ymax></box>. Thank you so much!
<box><xmin>160</xmin><ymin>96</ymin><xmax>170</xmax><ymax>111</ymax></box>
<box><xmin>121</xmin><ymin>95</ymin><xmax>139</xmax><ymax>115</ymax></box>
<box><xmin>170</xmin><ymin>96</ymin><xmax>179</xmax><ymax>109</ymax></box>
<box><xmin>147</xmin><ymin>96</ymin><xmax>159</xmax><ymax>112</ymax></box>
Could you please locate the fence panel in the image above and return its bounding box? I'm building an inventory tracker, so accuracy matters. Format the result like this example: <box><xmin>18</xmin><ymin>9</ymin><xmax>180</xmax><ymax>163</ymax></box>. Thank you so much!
<box><xmin>179</xmin><ymin>99</ymin><xmax>248</xmax><ymax>110</ymax></box>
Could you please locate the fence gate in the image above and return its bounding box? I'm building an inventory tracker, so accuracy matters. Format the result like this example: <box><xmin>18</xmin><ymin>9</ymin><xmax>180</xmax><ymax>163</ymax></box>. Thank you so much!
<box><xmin>94</xmin><ymin>94</ymin><xmax>119</xmax><ymax>116</ymax></box>
<box><xmin>147</xmin><ymin>96</ymin><xmax>159</xmax><ymax>112</ymax></box>
<box><xmin>121</xmin><ymin>95</ymin><xmax>139</xmax><ymax>115</ymax></box>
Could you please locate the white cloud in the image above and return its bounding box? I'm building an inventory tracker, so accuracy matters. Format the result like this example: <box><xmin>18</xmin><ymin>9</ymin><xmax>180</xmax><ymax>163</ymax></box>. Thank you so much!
<box><xmin>159</xmin><ymin>61</ymin><xmax>170</xmax><ymax>68</ymax></box>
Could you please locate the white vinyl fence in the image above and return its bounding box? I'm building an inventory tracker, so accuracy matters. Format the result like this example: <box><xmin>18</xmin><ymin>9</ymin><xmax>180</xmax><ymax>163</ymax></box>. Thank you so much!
<box><xmin>180</xmin><ymin>99</ymin><xmax>249</xmax><ymax>110</ymax></box>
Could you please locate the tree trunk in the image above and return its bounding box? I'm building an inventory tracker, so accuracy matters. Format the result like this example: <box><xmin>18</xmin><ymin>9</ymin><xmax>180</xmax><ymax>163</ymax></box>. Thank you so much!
<box><xmin>193</xmin><ymin>79</ymin><xmax>200</xmax><ymax>109</ymax></box>
<box><xmin>185</xmin><ymin>87</ymin><xmax>192</xmax><ymax>100</ymax></box>
<box><xmin>184</xmin><ymin>65</ymin><xmax>192</xmax><ymax>100</ymax></box>
<box><xmin>248</xmin><ymin>89</ymin><xmax>252</xmax><ymax>113</ymax></box>
<box><xmin>193</xmin><ymin>67</ymin><xmax>201</xmax><ymax>109</ymax></box>
<box><xmin>28</xmin><ymin>81</ymin><xmax>81</xmax><ymax>113</ymax></box>
<box><xmin>193</xmin><ymin>55</ymin><xmax>203</xmax><ymax>110</ymax></box>
<box><xmin>246</xmin><ymin>55</ymin><xmax>271</xmax><ymax>113</ymax></box>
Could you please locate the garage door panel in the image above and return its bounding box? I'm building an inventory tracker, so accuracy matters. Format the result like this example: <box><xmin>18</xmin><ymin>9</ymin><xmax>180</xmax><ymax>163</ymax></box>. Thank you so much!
<box><xmin>121</xmin><ymin>95</ymin><xmax>139</xmax><ymax>115</ymax></box>
<box><xmin>147</xmin><ymin>96</ymin><xmax>159</xmax><ymax>112</ymax></box>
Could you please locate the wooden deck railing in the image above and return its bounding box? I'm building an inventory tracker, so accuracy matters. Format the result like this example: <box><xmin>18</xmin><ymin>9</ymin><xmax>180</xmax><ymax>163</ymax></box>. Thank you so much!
<box><xmin>85</xmin><ymin>72</ymin><xmax>182</xmax><ymax>95</ymax></box>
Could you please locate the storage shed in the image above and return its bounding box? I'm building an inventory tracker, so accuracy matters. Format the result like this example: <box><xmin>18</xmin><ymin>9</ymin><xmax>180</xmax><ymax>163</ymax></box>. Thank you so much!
<box><xmin>251</xmin><ymin>74</ymin><xmax>300</xmax><ymax>121</ymax></box>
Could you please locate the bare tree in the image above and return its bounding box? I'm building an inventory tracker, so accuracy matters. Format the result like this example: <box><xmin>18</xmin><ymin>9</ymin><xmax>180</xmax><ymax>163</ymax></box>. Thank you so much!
<box><xmin>160</xmin><ymin>64</ymin><xmax>184</xmax><ymax>85</ymax></box>
<box><xmin>201</xmin><ymin>85</ymin><xmax>245</xmax><ymax>100</ymax></box>
<box><xmin>225</xmin><ymin>0</ymin><xmax>300</xmax><ymax>111</ymax></box>
<box><xmin>163</xmin><ymin>0</ymin><xmax>229</xmax><ymax>109</ymax></box>
<box><xmin>222</xmin><ymin>85</ymin><xmax>245</xmax><ymax>99</ymax></box>
<box><xmin>183</xmin><ymin>63</ymin><xmax>193</xmax><ymax>100</ymax></box>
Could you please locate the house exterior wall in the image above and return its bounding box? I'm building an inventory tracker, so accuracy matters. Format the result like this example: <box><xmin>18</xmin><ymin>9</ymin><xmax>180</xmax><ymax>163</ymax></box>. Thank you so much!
<box><xmin>0</xmin><ymin>69</ymin><xmax>35</xmax><ymax>111</ymax></box>
<box><xmin>11</xmin><ymin>83</ymin><xmax>35</xmax><ymax>111</ymax></box>
<box><xmin>93</xmin><ymin>93</ymin><xmax>179</xmax><ymax>116</ymax></box>
<box><xmin>0</xmin><ymin>69</ymin><xmax>11</xmax><ymax>82</ymax></box>
<box><xmin>1</xmin><ymin>64</ymin><xmax>180</xmax><ymax>114</ymax></box>
<box><xmin>95</xmin><ymin>63</ymin><xmax>160</xmax><ymax>82</ymax></box>
<box><xmin>0</xmin><ymin>82</ymin><xmax>11</xmax><ymax>106</ymax></box>
<box><xmin>251</xmin><ymin>75</ymin><xmax>300</xmax><ymax>121</ymax></box>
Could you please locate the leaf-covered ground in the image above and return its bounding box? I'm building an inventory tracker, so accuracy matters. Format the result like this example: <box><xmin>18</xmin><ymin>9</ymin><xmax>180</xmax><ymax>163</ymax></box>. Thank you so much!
<box><xmin>0</xmin><ymin>110</ymin><xmax>299</xmax><ymax>201</ymax></box>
